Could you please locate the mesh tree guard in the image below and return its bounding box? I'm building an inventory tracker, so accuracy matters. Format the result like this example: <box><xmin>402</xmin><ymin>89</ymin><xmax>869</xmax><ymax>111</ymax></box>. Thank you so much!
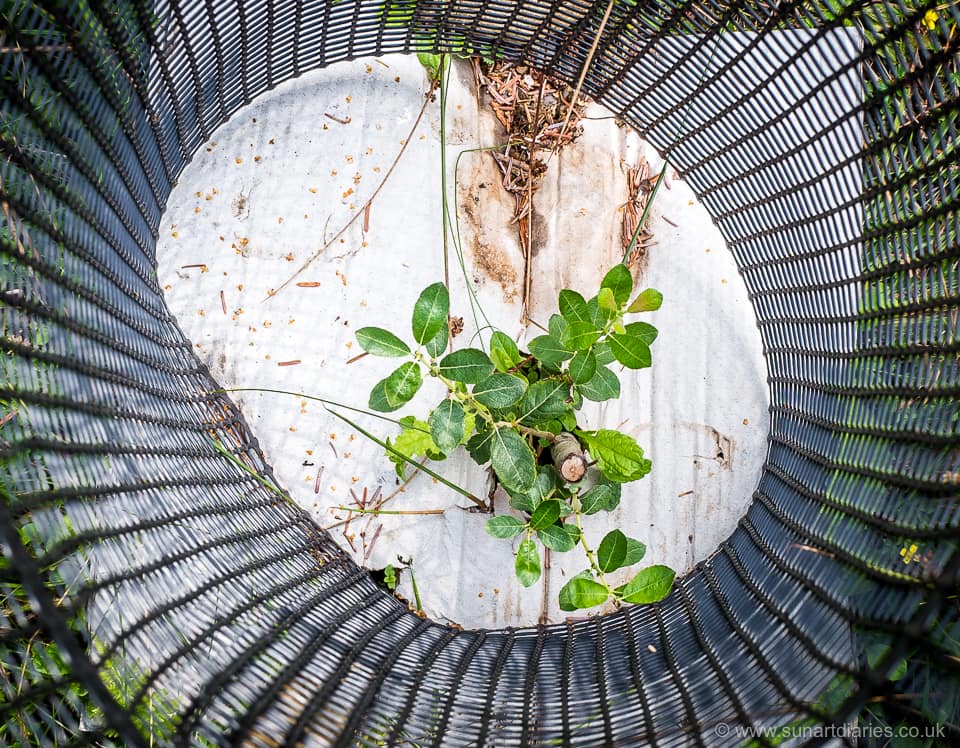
<box><xmin>1</xmin><ymin>0</ymin><xmax>958</xmax><ymax>745</ymax></box>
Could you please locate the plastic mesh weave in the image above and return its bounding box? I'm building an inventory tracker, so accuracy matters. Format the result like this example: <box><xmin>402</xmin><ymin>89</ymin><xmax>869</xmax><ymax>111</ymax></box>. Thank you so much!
<box><xmin>1</xmin><ymin>1</ymin><xmax>958</xmax><ymax>746</ymax></box>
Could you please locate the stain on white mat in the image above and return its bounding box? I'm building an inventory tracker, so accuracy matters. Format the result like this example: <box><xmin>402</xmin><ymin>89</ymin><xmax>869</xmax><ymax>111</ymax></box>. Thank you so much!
<box><xmin>158</xmin><ymin>55</ymin><xmax>768</xmax><ymax>629</ymax></box>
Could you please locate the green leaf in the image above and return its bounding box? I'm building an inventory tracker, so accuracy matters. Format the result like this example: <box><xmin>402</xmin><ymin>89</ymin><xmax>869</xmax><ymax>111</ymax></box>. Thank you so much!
<box><xmin>370</xmin><ymin>366</ymin><xmax>422</xmax><ymax>412</ymax></box>
<box><xmin>863</xmin><ymin>634</ymin><xmax>910</xmax><ymax>682</ymax></box>
<box><xmin>508</xmin><ymin>467</ymin><xmax>557</xmax><ymax>513</ymax></box>
<box><xmin>462</xmin><ymin>407</ymin><xmax>477</xmax><ymax>441</ymax></box>
<box><xmin>608</xmin><ymin>331</ymin><xmax>651</xmax><ymax>369</ymax></box>
<box><xmin>383</xmin><ymin>362</ymin><xmax>422</xmax><ymax>408</ymax></box>
<box><xmin>624</xmin><ymin>538</ymin><xmax>647</xmax><ymax>566</ymax></box>
<box><xmin>437</xmin><ymin>348</ymin><xmax>495</xmax><ymax>384</ymax></box>
<box><xmin>533</xmin><ymin>466</ymin><xmax>561</xmax><ymax>501</ymax></box>
<box><xmin>485</xmin><ymin>515</ymin><xmax>527</xmax><ymax>539</ymax></box>
<box><xmin>507</xmin><ymin>491</ymin><xmax>537</xmax><ymax>514</ymax></box>
<box><xmin>490</xmin><ymin>427</ymin><xmax>536</xmax><ymax>493</ymax></box>
<box><xmin>489</xmin><ymin>331</ymin><xmax>521</xmax><ymax>372</ymax></box>
<box><xmin>424</xmin><ymin>318</ymin><xmax>449</xmax><ymax>358</ymax></box>
<box><xmin>383</xmin><ymin>563</ymin><xmax>398</xmax><ymax>591</ymax></box>
<box><xmin>592</xmin><ymin>340</ymin><xmax>614</xmax><ymax>365</ymax></box>
<box><xmin>328</xmin><ymin>408</ymin><xmax>480</xmax><ymax>505</ymax></box>
<box><xmin>519</xmin><ymin>379</ymin><xmax>570</xmax><ymax>425</ymax></box>
<box><xmin>587</xmin><ymin>296</ymin><xmax>617</xmax><ymax>329</ymax></box>
<box><xmin>597</xmin><ymin>529</ymin><xmax>628</xmax><ymax>572</ymax></box>
<box><xmin>528</xmin><ymin>334</ymin><xmax>573</xmax><ymax>369</ymax></box>
<box><xmin>569</xmin><ymin>387</ymin><xmax>582</xmax><ymax>412</ymax></box>
<box><xmin>578</xmin><ymin>429</ymin><xmax>651</xmax><ymax>483</ymax></box>
<box><xmin>567</xmin><ymin>349</ymin><xmax>597</xmax><ymax>384</ymax></box>
<box><xmin>560</xmin><ymin>321</ymin><xmax>602</xmax><ymax>352</ymax></box>
<box><xmin>627</xmin><ymin>288</ymin><xmax>663</xmax><ymax>313</ymax></box>
<box><xmin>388</xmin><ymin>417</ymin><xmax>444</xmax><ymax>477</ymax></box>
<box><xmin>601</xmin><ymin>264</ymin><xmax>633</xmax><ymax>306</ymax></box>
<box><xmin>429</xmin><ymin>400</ymin><xmax>465</xmax><ymax>453</ymax></box>
<box><xmin>889</xmin><ymin>655</ymin><xmax>910</xmax><ymax>683</ymax></box>
<box><xmin>508</xmin><ymin>491</ymin><xmax>537</xmax><ymax>514</ymax></box>
<box><xmin>624</xmin><ymin>321</ymin><xmax>658</xmax><ymax>346</ymax></box>
<box><xmin>529</xmin><ymin>499</ymin><xmax>561</xmax><ymax>530</ymax></box>
<box><xmin>812</xmin><ymin>674</ymin><xmax>855</xmax><ymax>715</ymax></box>
<box><xmin>368</xmin><ymin>380</ymin><xmax>392</xmax><ymax>412</ymax></box>
<box><xmin>558</xmin><ymin>289</ymin><xmax>590</xmax><ymax>323</ymax></box>
<box><xmin>465</xmin><ymin>425</ymin><xmax>494</xmax><ymax>464</ymax></box>
<box><xmin>579</xmin><ymin>483</ymin><xmax>621</xmax><ymax>514</ymax></box>
<box><xmin>558</xmin><ymin>576</ymin><xmax>609</xmax><ymax>611</ymax></box>
<box><xmin>557</xmin><ymin>569</ymin><xmax>591</xmax><ymax>608</ymax></box>
<box><xmin>618</xmin><ymin>565</ymin><xmax>675</xmax><ymax>604</ymax></box>
<box><xmin>472</xmin><ymin>373</ymin><xmax>527</xmax><ymax>408</ymax></box>
<box><xmin>356</xmin><ymin>327</ymin><xmax>411</xmax><ymax>357</ymax></box>
<box><xmin>417</xmin><ymin>51</ymin><xmax>442</xmax><ymax>80</ymax></box>
<box><xmin>576</xmin><ymin>366</ymin><xmax>620</xmax><ymax>402</ymax></box>
<box><xmin>515</xmin><ymin>537</ymin><xmax>541</xmax><ymax>587</ymax></box>
<box><xmin>412</xmin><ymin>283</ymin><xmax>450</xmax><ymax>345</ymax></box>
<box><xmin>548</xmin><ymin>314</ymin><xmax>568</xmax><ymax>340</ymax></box>
<box><xmin>537</xmin><ymin>524</ymin><xmax>577</xmax><ymax>552</ymax></box>
<box><xmin>538</xmin><ymin>420</ymin><xmax>562</xmax><ymax>437</ymax></box>
<box><xmin>597</xmin><ymin>287</ymin><xmax>618</xmax><ymax>312</ymax></box>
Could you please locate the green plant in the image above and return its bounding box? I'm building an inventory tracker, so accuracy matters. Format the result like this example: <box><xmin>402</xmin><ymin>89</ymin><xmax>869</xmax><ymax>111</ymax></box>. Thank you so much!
<box><xmin>225</xmin><ymin>39</ymin><xmax>678</xmax><ymax>618</ymax></box>
<box><xmin>0</xmin><ymin>498</ymin><xmax>186</xmax><ymax>746</ymax></box>
<box><xmin>741</xmin><ymin>616</ymin><xmax>960</xmax><ymax>748</ymax></box>
<box><xmin>354</xmin><ymin>265</ymin><xmax>675</xmax><ymax>612</ymax></box>
<box><xmin>383</xmin><ymin>563</ymin><xmax>398</xmax><ymax>592</ymax></box>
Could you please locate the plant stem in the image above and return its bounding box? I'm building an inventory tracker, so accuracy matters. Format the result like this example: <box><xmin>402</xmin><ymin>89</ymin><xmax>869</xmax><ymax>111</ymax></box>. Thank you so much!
<box><xmin>210</xmin><ymin>439</ymin><xmax>285</xmax><ymax>499</ymax></box>
<box><xmin>214</xmin><ymin>386</ymin><xmax>431</xmax><ymax>434</ymax></box>
<box><xmin>324</xmin><ymin>464</ymin><xmax>425</xmax><ymax>531</ymax></box>
<box><xmin>335</xmin><ymin>507</ymin><xmax>445</xmax><ymax>516</ymax></box>
<box><xmin>572</xmin><ymin>493</ymin><xmax>614</xmax><ymax>597</ymax></box>
<box><xmin>425</xmin><ymin>357</ymin><xmax>556</xmax><ymax>444</ymax></box>
<box><xmin>549</xmin><ymin>0</ymin><xmax>616</xmax><ymax>164</ymax></box>
<box><xmin>522</xmin><ymin>75</ymin><xmax>548</xmax><ymax>325</ymax></box>
<box><xmin>539</xmin><ymin>547</ymin><xmax>551</xmax><ymax>626</ymax></box>
<box><xmin>325</xmin><ymin>406</ymin><xmax>486</xmax><ymax>509</ymax></box>
<box><xmin>622</xmin><ymin>158</ymin><xmax>669</xmax><ymax>264</ymax></box>
<box><xmin>439</xmin><ymin>54</ymin><xmax>451</xmax><ymax>297</ymax></box>
<box><xmin>621</xmin><ymin>35</ymin><xmax>723</xmax><ymax>266</ymax></box>
<box><xmin>507</xmin><ymin>422</ymin><xmax>557</xmax><ymax>442</ymax></box>
<box><xmin>269</xmin><ymin>75</ymin><xmax>440</xmax><ymax>299</ymax></box>
<box><xmin>450</xmin><ymin>143</ymin><xmax>524</xmax><ymax>344</ymax></box>
<box><xmin>408</xmin><ymin>563</ymin><xmax>423</xmax><ymax>613</ymax></box>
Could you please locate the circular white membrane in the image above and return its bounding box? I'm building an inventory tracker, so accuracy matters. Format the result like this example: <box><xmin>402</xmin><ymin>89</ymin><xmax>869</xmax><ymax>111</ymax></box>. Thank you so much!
<box><xmin>157</xmin><ymin>55</ymin><xmax>768</xmax><ymax>629</ymax></box>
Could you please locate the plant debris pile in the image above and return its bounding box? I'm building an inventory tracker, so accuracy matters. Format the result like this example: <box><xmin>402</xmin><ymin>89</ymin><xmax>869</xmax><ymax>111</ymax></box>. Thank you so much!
<box><xmin>620</xmin><ymin>157</ymin><xmax>662</xmax><ymax>266</ymax></box>
<box><xmin>472</xmin><ymin>58</ymin><xmax>590</xmax><ymax>235</ymax></box>
<box><xmin>473</xmin><ymin>57</ymin><xmax>661</xmax><ymax>297</ymax></box>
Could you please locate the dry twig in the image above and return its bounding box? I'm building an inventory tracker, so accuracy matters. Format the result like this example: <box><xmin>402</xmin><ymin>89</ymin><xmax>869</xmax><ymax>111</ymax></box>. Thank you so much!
<box><xmin>268</xmin><ymin>79</ymin><xmax>439</xmax><ymax>300</ymax></box>
<box><xmin>620</xmin><ymin>156</ymin><xmax>661</xmax><ymax>266</ymax></box>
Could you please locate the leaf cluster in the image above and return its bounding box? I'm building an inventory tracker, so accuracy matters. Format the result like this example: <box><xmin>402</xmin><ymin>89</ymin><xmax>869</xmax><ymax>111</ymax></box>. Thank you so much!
<box><xmin>487</xmin><ymin>475</ymin><xmax>674</xmax><ymax>610</ymax></box>
<box><xmin>354</xmin><ymin>266</ymin><xmax>673</xmax><ymax>612</ymax></box>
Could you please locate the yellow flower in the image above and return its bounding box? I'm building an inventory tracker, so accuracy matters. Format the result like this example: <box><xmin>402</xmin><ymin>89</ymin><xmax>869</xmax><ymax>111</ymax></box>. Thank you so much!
<box><xmin>923</xmin><ymin>9</ymin><xmax>938</xmax><ymax>31</ymax></box>
<box><xmin>899</xmin><ymin>543</ymin><xmax>920</xmax><ymax>564</ymax></box>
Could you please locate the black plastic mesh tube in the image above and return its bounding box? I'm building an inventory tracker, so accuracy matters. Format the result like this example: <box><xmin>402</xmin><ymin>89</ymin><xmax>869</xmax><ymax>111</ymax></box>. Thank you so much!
<box><xmin>1</xmin><ymin>1</ymin><xmax>958</xmax><ymax>746</ymax></box>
